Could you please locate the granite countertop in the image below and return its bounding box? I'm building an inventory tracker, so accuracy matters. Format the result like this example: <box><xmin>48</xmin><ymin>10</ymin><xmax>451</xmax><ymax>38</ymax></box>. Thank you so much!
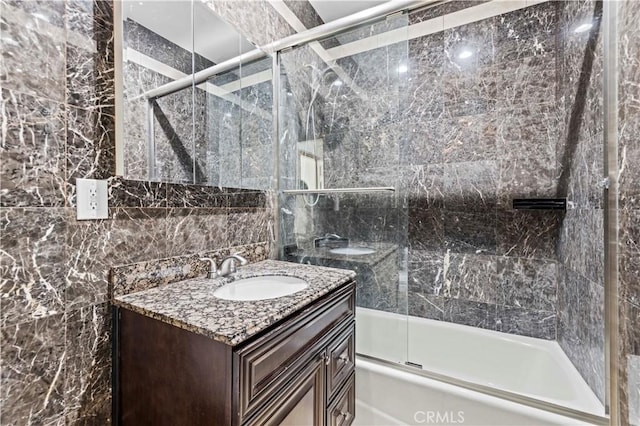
<box><xmin>113</xmin><ymin>260</ymin><xmax>356</xmax><ymax>346</ymax></box>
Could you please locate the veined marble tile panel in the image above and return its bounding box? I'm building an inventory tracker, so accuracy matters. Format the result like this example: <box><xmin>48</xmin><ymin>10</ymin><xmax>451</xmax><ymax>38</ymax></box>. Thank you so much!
<box><xmin>443</xmin><ymin>160</ymin><xmax>497</xmax><ymax>211</ymax></box>
<box><xmin>64</xmin><ymin>303</ymin><xmax>111</xmax><ymax>424</ymax></box>
<box><xmin>1</xmin><ymin>89</ymin><xmax>66</xmax><ymax>207</ymax></box>
<box><xmin>496</xmin><ymin>257</ymin><xmax>557</xmax><ymax>311</ymax></box>
<box><xmin>401</xmin><ymin>164</ymin><xmax>444</xmax><ymax>210</ymax></box>
<box><xmin>557</xmin><ymin>207</ymin><xmax>604</xmax><ymax>285</ymax></box>
<box><xmin>441</xmin><ymin>251</ymin><xmax>497</xmax><ymax>304</ymax></box>
<box><xmin>0</xmin><ymin>1</ymin><xmax>66</xmax><ymax>102</ymax></box>
<box><xmin>493</xmin><ymin>1</ymin><xmax>557</xmax><ymax>63</ymax></box>
<box><xmin>166</xmin><ymin>208</ymin><xmax>228</xmax><ymax>258</ymax></box>
<box><xmin>408</xmin><ymin>207</ymin><xmax>445</xmax><ymax>253</ymax></box>
<box><xmin>628</xmin><ymin>355</ymin><xmax>640</xmax><ymax>426</ymax></box>
<box><xmin>557</xmin><ymin>267</ymin><xmax>605</xmax><ymax>402</ymax></box>
<box><xmin>496</xmin><ymin>209</ymin><xmax>561</xmax><ymax>260</ymax></box>
<box><xmin>1</xmin><ymin>208</ymin><xmax>67</xmax><ymax>325</ymax></box>
<box><xmin>1</xmin><ymin>313</ymin><xmax>66</xmax><ymax>424</ymax></box>
<box><xmin>108</xmin><ymin>178</ymin><xmax>167</xmax><ymax>208</ymax></box>
<box><xmin>444</xmin><ymin>210</ymin><xmax>497</xmax><ymax>255</ymax></box>
<box><xmin>495</xmin><ymin>306</ymin><xmax>556</xmax><ymax>340</ymax></box>
<box><xmin>497</xmin><ymin>156</ymin><xmax>556</xmax><ymax>208</ymax></box>
<box><xmin>441</xmin><ymin>113</ymin><xmax>497</xmax><ymax>163</ymax></box>
<box><xmin>65</xmin><ymin>208</ymin><xmax>167</xmax><ymax>311</ymax></box>
<box><xmin>66</xmin><ymin>106</ymin><xmax>115</xmax><ymax>205</ymax></box>
<box><xmin>227</xmin><ymin>208</ymin><xmax>272</xmax><ymax>247</ymax></box>
<box><xmin>620</xmin><ymin>208</ymin><xmax>640</xmax><ymax>304</ymax></box>
<box><xmin>618</xmin><ymin>0</ymin><xmax>640</xmax><ymax>210</ymax></box>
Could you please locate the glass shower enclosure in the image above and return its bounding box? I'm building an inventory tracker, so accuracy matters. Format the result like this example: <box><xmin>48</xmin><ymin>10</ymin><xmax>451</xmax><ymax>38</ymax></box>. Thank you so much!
<box><xmin>276</xmin><ymin>0</ymin><xmax>608</xmax><ymax>421</ymax></box>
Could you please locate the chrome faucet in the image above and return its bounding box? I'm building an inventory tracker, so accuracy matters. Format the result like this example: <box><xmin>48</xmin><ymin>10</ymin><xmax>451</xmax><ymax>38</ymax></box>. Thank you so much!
<box><xmin>200</xmin><ymin>253</ymin><xmax>248</xmax><ymax>278</ymax></box>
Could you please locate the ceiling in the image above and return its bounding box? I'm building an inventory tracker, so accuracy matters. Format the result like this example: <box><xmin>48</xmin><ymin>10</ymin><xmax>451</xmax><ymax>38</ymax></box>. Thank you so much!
<box><xmin>308</xmin><ymin>0</ymin><xmax>388</xmax><ymax>23</ymax></box>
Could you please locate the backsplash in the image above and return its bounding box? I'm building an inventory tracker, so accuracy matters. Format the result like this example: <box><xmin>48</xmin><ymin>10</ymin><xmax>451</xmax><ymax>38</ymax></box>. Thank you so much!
<box><xmin>110</xmin><ymin>241</ymin><xmax>269</xmax><ymax>298</ymax></box>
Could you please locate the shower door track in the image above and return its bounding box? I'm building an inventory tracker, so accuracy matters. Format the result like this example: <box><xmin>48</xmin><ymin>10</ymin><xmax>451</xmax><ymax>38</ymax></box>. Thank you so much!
<box><xmin>356</xmin><ymin>353</ymin><xmax>610</xmax><ymax>426</ymax></box>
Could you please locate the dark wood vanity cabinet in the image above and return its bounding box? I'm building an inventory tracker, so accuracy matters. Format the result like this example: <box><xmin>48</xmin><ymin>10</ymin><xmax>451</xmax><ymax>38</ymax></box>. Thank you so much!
<box><xmin>115</xmin><ymin>281</ymin><xmax>356</xmax><ymax>426</ymax></box>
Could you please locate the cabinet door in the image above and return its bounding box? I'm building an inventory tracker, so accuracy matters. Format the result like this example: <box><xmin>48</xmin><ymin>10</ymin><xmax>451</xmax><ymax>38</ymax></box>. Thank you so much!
<box><xmin>245</xmin><ymin>355</ymin><xmax>326</xmax><ymax>426</ymax></box>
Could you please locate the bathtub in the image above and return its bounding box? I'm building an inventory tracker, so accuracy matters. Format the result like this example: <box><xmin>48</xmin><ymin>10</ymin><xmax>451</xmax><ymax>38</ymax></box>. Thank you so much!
<box><xmin>354</xmin><ymin>307</ymin><xmax>605</xmax><ymax>425</ymax></box>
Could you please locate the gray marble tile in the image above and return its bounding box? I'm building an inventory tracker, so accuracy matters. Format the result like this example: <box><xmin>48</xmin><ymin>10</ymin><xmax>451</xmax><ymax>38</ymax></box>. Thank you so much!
<box><xmin>628</xmin><ymin>355</ymin><xmax>640</xmax><ymax>426</ymax></box>
<box><xmin>496</xmin><ymin>209</ymin><xmax>562</xmax><ymax>260</ymax></box>
<box><xmin>66</xmin><ymin>106</ymin><xmax>115</xmax><ymax>205</ymax></box>
<box><xmin>1</xmin><ymin>314</ymin><xmax>66</xmax><ymax>424</ymax></box>
<box><xmin>108</xmin><ymin>178</ymin><xmax>167</xmax><ymax>208</ymax></box>
<box><xmin>495</xmin><ymin>306</ymin><xmax>556</xmax><ymax>340</ymax></box>
<box><xmin>0</xmin><ymin>1</ymin><xmax>66</xmax><ymax>102</ymax></box>
<box><xmin>497</xmin><ymin>156</ymin><xmax>556</xmax><ymax>208</ymax></box>
<box><xmin>443</xmin><ymin>160</ymin><xmax>497</xmax><ymax>211</ymax></box>
<box><xmin>408</xmin><ymin>208</ymin><xmax>444</xmax><ymax>253</ymax></box>
<box><xmin>409</xmin><ymin>1</ymin><xmax>489</xmax><ymax>24</ymax></box>
<box><xmin>166</xmin><ymin>208</ymin><xmax>228</xmax><ymax>258</ymax></box>
<box><xmin>557</xmin><ymin>267</ymin><xmax>605</xmax><ymax>403</ymax></box>
<box><xmin>618</xmin><ymin>0</ymin><xmax>640</xmax><ymax>210</ymax></box>
<box><xmin>66</xmin><ymin>208</ymin><xmax>167</xmax><ymax>311</ymax></box>
<box><xmin>495</xmin><ymin>55</ymin><xmax>558</xmax><ymax>109</ymax></box>
<box><xmin>441</xmin><ymin>114</ymin><xmax>497</xmax><ymax>163</ymax></box>
<box><xmin>227</xmin><ymin>208</ymin><xmax>271</xmax><ymax>247</ymax></box>
<box><xmin>495</xmin><ymin>103</ymin><xmax>559</xmax><ymax>162</ymax></box>
<box><xmin>620</xmin><ymin>208</ymin><xmax>640</xmax><ymax>304</ymax></box>
<box><xmin>167</xmin><ymin>183</ymin><xmax>228</xmax><ymax>208</ymax></box>
<box><xmin>408</xmin><ymin>251</ymin><xmax>444</xmax><ymax>295</ymax></box>
<box><xmin>406</xmin><ymin>33</ymin><xmax>445</xmax><ymax>125</ymax></box>
<box><xmin>66</xmin><ymin>0</ymin><xmax>114</xmax><ymax>111</ymax></box>
<box><xmin>557</xmin><ymin>208</ymin><xmax>604</xmax><ymax>285</ymax></box>
<box><xmin>444</xmin><ymin>210</ymin><xmax>497</xmax><ymax>255</ymax></box>
<box><xmin>408</xmin><ymin>291</ymin><xmax>444</xmax><ymax>321</ymax></box>
<box><xmin>64</xmin><ymin>303</ymin><xmax>111</xmax><ymax>425</ymax></box>
<box><xmin>401</xmin><ymin>165</ymin><xmax>444</xmax><ymax>210</ymax></box>
<box><xmin>1</xmin><ymin>89</ymin><xmax>66</xmax><ymax>207</ymax></box>
<box><xmin>283</xmin><ymin>0</ymin><xmax>323</xmax><ymax>29</ymax></box>
<box><xmin>494</xmin><ymin>2</ymin><xmax>557</xmax><ymax>63</ymax></box>
<box><xmin>496</xmin><ymin>257</ymin><xmax>557</xmax><ymax>311</ymax></box>
<box><xmin>1</xmin><ymin>208</ymin><xmax>67</xmax><ymax>326</ymax></box>
<box><xmin>442</xmin><ymin>252</ymin><xmax>497</xmax><ymax>304</ymax></box>
<box><xmin>443</xmin><ymin>298</ymin><xmax>496</xmax><ymax>331</ymax></box>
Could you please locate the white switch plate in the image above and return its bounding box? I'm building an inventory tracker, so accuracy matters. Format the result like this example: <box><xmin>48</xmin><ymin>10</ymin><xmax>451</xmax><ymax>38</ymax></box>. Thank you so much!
<box><xmin>76</xmin><ymin>178</ymin><xmax>109</xmax><ymax>220</ymax></box>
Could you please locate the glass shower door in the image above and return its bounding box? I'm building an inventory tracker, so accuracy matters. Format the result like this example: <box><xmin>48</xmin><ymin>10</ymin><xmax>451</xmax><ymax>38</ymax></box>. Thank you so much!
<box><xmin>276</xmin><ymin>14</ymin><xmax>410</xmax><ymax>365</ymax></box>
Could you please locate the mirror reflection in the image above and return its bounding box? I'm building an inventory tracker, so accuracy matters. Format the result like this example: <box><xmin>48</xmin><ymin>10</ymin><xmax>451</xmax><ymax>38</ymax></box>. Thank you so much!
<box><xmin>120</xmin><ymin>0</ymin><xmax>273</xmax><ymax>189</ymax></box>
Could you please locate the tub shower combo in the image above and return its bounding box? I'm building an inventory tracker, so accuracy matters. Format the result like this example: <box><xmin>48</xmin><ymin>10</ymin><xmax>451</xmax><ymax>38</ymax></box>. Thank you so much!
<box><xmin>276</xmin><ymin>0</ymin><xmax>616</xmax><ymax>424</ymax></box>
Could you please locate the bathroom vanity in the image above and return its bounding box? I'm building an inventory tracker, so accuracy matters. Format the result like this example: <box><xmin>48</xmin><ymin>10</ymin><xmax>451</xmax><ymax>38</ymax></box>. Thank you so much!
<box><xmin>113</xmin><ymin>260</ymin><xmax>356</xmax><ymax>426</ymax></box>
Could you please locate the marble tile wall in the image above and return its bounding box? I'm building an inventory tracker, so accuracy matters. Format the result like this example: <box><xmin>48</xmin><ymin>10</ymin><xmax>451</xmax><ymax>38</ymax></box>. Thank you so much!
<box><xmin>0</xmin><ymin>0</ymin><xmax>281</xmax><ymax>424</ymax></box>
<box><xmin>618</xmin><ymin>0</ymin><xmax>640</xmax><ymax>423</ymax></box>
<box><xmin>403</xmin><ymin>1</ymin><xmax>562</xmax><ymax>342</ymax></box>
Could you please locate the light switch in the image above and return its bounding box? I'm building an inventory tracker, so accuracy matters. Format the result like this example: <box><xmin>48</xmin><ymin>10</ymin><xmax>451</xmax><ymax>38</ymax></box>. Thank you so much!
<box><xmin>76</xmin><ymin>178</ymin><xmax>109</xmax><ymax>220</ymax></box>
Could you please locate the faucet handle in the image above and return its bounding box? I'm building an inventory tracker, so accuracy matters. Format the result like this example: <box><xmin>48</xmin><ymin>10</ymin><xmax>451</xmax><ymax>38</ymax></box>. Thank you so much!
<box><xmin>199</xmin><ymin>257</ymin><xmax>218</xmax><ymax>279</ymax></box>
<box><xmin>232</xmin><ymin>252</ymin><xmax>249</xmax><ymax>266</ymax></box>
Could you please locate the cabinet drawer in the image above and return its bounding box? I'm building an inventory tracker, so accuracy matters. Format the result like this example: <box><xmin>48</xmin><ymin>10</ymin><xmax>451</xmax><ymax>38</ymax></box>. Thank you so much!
<box><xmin>327</xmin><ymin>372</ymin><xmax>355</xmax><ymax>426</ymax></box>
<box><xmin>327</xmin><ymin>323</ymin><xmax>355</xmax><ymax>401</ymax></box>
<box><xmin>235</xmin><ymin>282</ymin><xmax>355</xmax><ymax>422</ymax></box>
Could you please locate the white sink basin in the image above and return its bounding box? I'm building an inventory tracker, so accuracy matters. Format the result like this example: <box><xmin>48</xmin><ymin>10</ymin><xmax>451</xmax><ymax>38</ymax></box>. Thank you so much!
<box><xmin>213</xmin><ymin>276</ymin><xmax>308</xmax><ymax>301</ymax></box>
<box><xmin>329</xmin><ymin>247</ymin><xmax>376</xmax><ymax>255</ymax></box>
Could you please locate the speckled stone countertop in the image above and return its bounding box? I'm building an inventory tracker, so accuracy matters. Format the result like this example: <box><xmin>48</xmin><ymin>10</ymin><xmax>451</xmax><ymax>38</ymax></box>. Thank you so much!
<box><xmin>113</xmin><ymin>260</ymin><xmax>356</xmax><ymax>346</ymax></box>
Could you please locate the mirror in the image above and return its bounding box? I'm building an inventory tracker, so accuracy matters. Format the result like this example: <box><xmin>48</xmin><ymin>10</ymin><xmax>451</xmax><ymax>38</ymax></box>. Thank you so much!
<box><xmin>116</xmin><ymin>0</ymin><xmax>273</xmax><ymax>189</ymax></box>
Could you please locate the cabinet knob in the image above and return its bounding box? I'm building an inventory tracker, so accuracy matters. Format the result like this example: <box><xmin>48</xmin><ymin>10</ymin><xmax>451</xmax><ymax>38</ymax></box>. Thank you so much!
<box><xmin>320</xmin><ymin>352</ymin><xmax>331</xmax><ymax>365</ymax></box>
<box><xmin>338</xmin><ymin>354</ymin><xmax>352</xmax><ymax>367</ymax></box>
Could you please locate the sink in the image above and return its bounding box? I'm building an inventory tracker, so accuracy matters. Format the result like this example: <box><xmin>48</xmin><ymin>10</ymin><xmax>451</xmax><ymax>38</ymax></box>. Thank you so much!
<box><xmin>213</xmin><ymin>276</ymin><xmax>308</xmax><ymax>301</ymax></box>
<box><xmin>329</xmin><ymin>247</ymin><xmax>376</xmax><ymax>255</ymax></box>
